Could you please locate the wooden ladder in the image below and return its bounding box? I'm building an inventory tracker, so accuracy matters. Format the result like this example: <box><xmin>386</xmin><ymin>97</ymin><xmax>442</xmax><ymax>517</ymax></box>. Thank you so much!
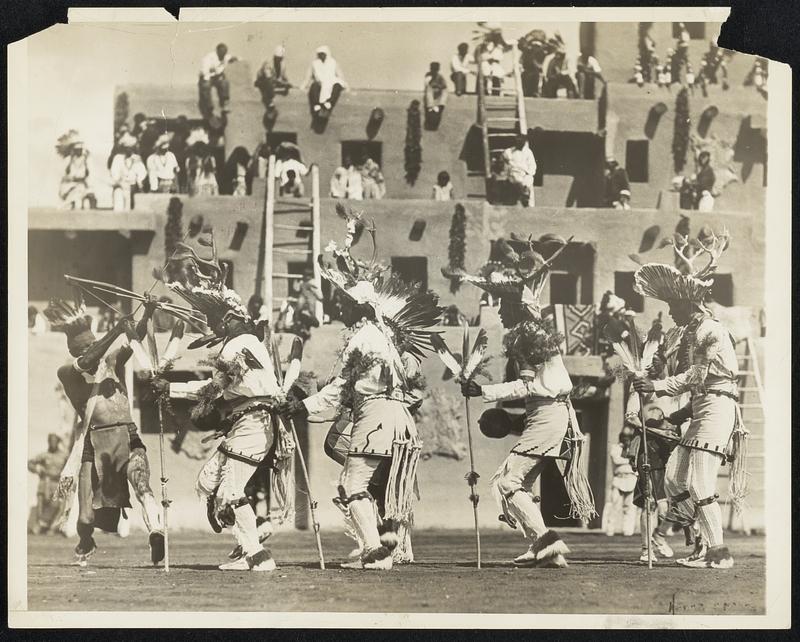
<box><xmin>261</xmin><ymin>155</ymin><xmax>324</xmax><ymax>324</ymax></box>
<box><xmin>723</xmin><ymin>334</ymin><xmax>766</xmax><ymax>534</ymax></box>
<box><xmin>467</xmin><ymin>44</ymin><xmax>529</xmax><ymax>202</ymax></box>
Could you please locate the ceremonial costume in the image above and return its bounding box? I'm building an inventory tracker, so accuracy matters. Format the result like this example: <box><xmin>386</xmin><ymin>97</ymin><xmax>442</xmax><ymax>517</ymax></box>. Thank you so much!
<box><xmin>165</xmin><ymin>241</ymin><xmax>294</xmax><ymax>571</ymax></box>
<box><xmin>43</xmin><ymin>298</ymin><xmax>165</xmax><ymax>566</ymax></box>
<box><xmin>633</xmin><ymin>229</ymin><xmax>748</xmax><ymax>569</ymax></box>
<box><xmin>446</xmin><ymin>235</ymin><xmax>596</xmax><ymax>568</ymax></box>
<box><xmin>291</xmin><ymin>207</ymin><xmax>441</xmax><ymax>569</ymax></box>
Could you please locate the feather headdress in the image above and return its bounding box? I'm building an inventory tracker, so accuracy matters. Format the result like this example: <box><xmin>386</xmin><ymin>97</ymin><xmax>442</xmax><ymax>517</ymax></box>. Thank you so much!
<box><xmin>43</xmin><ymin>293</ymin><xmax>93</xmax><ymax>336</ymax></box>
<box><xmin>442</xmin><ymin>233</ymin><xmax>572</xmax><ymax>329</ymax></box>
<box><xmin>319</xmin><ymin>204</ymin><xmax>444</xmax><ymax>359</ymax></box>
<box><xmin>634</xmin><ymin>227</ymin><xmax>730</xmax><ymax>303</ymax></box>
<box><xmin>162</xmin><ymin>231</ymin><xmax>250</xmax><ymax>336</ymax></box>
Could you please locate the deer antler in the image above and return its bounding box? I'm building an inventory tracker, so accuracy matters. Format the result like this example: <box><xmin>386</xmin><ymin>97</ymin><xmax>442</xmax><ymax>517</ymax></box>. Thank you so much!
<box><xmin>669</xmin><ymin>233</ymin><xmax>697</xmax><ymax>274</ymax></box>
<box><xmin>693</xmin><ymin>227</ymin><xmax>730</xmax><ymax>279</ymax></box>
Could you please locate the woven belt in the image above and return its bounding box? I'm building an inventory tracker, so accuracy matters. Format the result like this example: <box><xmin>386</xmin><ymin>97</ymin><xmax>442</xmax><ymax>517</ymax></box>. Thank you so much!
<box><xmin>222</xmin><ymin>403</ymin><xmax>275</xmax><ymax>432</ymax></box>
<box><xmin>705</xmin><ymin>389</ymin><xmax>739</xmax><ymax>403</ymax></box>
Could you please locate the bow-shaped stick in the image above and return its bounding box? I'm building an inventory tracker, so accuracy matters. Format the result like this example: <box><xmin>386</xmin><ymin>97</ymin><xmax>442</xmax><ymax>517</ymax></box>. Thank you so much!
<box><xmin>430</xmin><ymin>322</ymin><xmax>489</xmax><ymax>569</ymax></box>
<box><xmin>271</xmin><ymin>335</ymin><xmax>326</xmax><ymax>570</ymax></box>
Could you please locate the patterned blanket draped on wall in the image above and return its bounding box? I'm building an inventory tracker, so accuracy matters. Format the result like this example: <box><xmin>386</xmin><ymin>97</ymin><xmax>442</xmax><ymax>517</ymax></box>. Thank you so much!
<box><xmin>542</xmin><ymin>304</ymin><xmax>598</xmax><ymax>356</ymax></box>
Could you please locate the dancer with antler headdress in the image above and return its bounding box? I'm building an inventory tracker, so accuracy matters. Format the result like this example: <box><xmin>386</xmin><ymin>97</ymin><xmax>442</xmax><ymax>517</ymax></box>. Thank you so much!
<box><xmin>158</xmin><ymin>233</ymin><xmax>295</xmax><ymax>572</ymax></box>
<box><xmin>43</xmin><ymin>294</ymin><xmax>166</xmax><ymax>567</ymax></box>
<box><xmin>631</xmin><ymin>227</ymin><xmax>748</xmax><ymax>569</ymax></box>
<box><xmin>278</xmin><ymin>205</ymin><xmax>443</xmax><ymax>570</ymax></box>
<box><xmin>444</xmin><ymin>234</ymin><xmax>596</xmax><ymax>568</ymax></box>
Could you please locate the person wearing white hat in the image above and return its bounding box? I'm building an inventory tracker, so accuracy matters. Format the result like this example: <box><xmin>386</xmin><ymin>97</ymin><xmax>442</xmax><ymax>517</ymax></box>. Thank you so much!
<box><xmin>302</xmin><ymin>45</ymin><xmax>348</xmax><ymax>117</ymax></box>
<box><xmin>146</xmin><ymin>134</ymin><xmax>179</xmax><ymax>193</ymax></box>
<box><xmin>110</xmin><ymin>133</ymin><xmax>146</xmax><ymax>211</ymax></box>
<box><xmin>255</xmin><ymin>45</ymin><xmax>291</xmax><ymax>108</ymax></box>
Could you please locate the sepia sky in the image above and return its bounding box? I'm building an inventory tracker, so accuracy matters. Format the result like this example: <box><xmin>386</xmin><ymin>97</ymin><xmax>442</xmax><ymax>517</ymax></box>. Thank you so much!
<box><xmin>26</xmin><ymin>20</ymin><xmax>579</xmax><ymax>207</ymax></box>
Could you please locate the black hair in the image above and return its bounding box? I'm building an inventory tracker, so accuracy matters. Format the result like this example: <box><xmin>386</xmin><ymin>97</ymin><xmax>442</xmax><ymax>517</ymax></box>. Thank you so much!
<box><xmin>437</xmin><ymin>170</ymin><xmax>450</xmax><ymax>187</ymax></box>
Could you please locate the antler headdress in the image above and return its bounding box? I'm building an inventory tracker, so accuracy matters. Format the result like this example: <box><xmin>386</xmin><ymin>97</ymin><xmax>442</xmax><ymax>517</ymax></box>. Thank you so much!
<box><xmin>634</xmin><ymin>227</ymin><xmax>730</xmax><ymax>303</ymax></box>
<box><xmin>318</xmin><ymin>204</ymin><xmax>443</xmax><ymax>358</ymax></box>
<box><xmin>442</xmin><ymin>233</ymin><xmax>572</xmax><ymax>328</ymax></box>
<box><xmin>163</xmin><ymin>231</ymin><xmax>250</xmax><ymax>333</ymax></box>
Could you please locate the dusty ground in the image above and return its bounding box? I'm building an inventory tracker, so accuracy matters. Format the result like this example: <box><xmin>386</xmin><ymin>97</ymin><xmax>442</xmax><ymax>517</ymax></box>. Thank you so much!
<box><xmin>28</xmin><ymin>529</ymin><xmax>764</xmax><ymax>614</ymax></box>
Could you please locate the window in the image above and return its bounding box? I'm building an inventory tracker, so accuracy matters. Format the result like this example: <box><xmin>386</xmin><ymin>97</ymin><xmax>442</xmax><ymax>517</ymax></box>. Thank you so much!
<box><xmin>341</xmin><ymin>140</ymin><xmax>382</xmax><ymax>167</ymax></box>
<box><xmin>286</xmin><ymin>261</ymin><xmax>308</xmax><ymax>297</ymax></box>
<box><xmin>266</xmin><ymin>131</ymin><xmax>298</xmax><ymax>151</ymax></box>
<box><xmin>614</xmin><ymin>271</ymin><xmax>644</xmax><ymax>312</ymax></box>
<box><xmin>672</xmin><ymin>22</ymin><xmax>706</xmax><ymax>39</ymax></box>
<box><xmin>549</xmin><ymin>272</ymin><xmax>579</xmax><ymax>305</ymax></box>
<box><xmin>391</xmin><ymin>256</ymin><xmax>428</xmax><ymax>290</ymax></box>
<box><xmin>219</xmin><ymin>259</ymin><xmax>234</xmax><ymax>289</ymax></box>
<box><xmin>711</xmin><ymin>274</ymin><xmax>734</xmax><ymax>307</ymax></box>
<box><xmin>625</xmin><ymin>140</ymin><xmax>649</xmax><ymax>183</ymax></box>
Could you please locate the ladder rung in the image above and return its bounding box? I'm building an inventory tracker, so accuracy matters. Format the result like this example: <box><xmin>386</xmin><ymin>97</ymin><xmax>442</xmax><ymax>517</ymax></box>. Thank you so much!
<box><xmin>273</xmin><ymin>248</ymin><xmax>312</xmax><ymax>255</ymax></box>
<box><xmin>487</xmin><ymin>132</ymin><xmax>517</xmax><ymax>138</ymax></box>
<box><xmin>489</xmin><ymin>149</ymin><xmax>505</xmax><ymax>155</ymax></box>
<box><xmin>272</xmin><ymin>272</ymin><xmax>305</xmax><ymax>279</ymax></box>
<box><xmin>487</xmin><ymin>117</ymin><xmax>519</xmax><ymax>122</ymax></box>
<box><xmin>273</xmin><ymin>223</ymin><xmax>311</xmax><ymax>231</ymax></box>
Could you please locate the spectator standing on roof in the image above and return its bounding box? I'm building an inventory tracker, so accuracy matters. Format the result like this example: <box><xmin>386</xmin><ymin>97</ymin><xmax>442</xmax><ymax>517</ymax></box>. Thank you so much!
<box><xmin>502</xmin><ymin>134</ymin><xmax>537</xmax><ymax>207</ymax></box>
<box><xmin>576</xmin><ymin>51</ymin><xmax>605</xmax><ymax>99</ymax></box>
<box><xmin>110</xmin><ymin>133</ymin><xmax>146</xmax><ymax>210</ymax></box>
<box><xmin>147</xmin><ymin>134</ymin><xmax>180</xmax><ymax>193</ymax></box>
<box><xmin>198</xmin><ymin>43</ymin><xmax>237</xmax><ymax>119</ymax></box>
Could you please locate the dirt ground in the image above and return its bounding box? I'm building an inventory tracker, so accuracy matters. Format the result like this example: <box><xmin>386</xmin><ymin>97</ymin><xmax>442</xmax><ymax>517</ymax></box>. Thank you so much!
<box><xmin>27</xmin><ymin>529</ymin><xmax>764</xmax><ymax>614</ymax></box>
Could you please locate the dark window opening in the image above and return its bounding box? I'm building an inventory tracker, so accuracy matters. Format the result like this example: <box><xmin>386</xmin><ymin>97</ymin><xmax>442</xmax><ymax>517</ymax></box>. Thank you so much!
<box><xmin>266</xmin><ymin>131</ymin><xmax>298</xmax><ymax>153</ymax></box>
<box><xmin>391</xmin><ymin>256</ymin><xmax>428</xmax><ymax>291</ymax></box>
<box><xmin>409</xmin><ymin>219</ymin><xmax>426</xmax><ymax>241</ymax></box>
<box><xmin>286</xmin><ymin>261</ymin><xmax>308</xmax><ymax>298</ymax></box>
<box><xmin>672</xmin><ymin>22</ymin><xmax>706</xmax><ymax>39</ymax></box>
<box><xmin>219</xmin><ymin>259</ymin><xmax>234</xmax><ymax>289</ymax></box>
<box><xmin>549</xmin><ymin>272</ymin><xmax>579</xmax><ymax>305</ymax></box>
<box><xmin>341</xmin><ymin>140</ymin><xmax>382</xmax><ymax>168</ymax></box>
<box><xmin>710</xmin><ymin>273</ymin><xmax>734</xmax><ymax>307</ymax></box>
<box><xmin>614</xmin><ymin>271</ymin><xmax>644</xmax><ymax>312</ymax></box>
<box><xmin>625</xmin><ymin>140</ymin><xmax>649</xmax><ymax>183</ymax></box>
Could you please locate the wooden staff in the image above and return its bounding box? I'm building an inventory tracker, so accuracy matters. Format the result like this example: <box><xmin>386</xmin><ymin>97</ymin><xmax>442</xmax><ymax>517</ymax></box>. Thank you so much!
<box><xmin>272</xmin><ymin>336</ymin><xmax>325</xmax><ymax>569</ymax></box>
<box><xmin>461</xmin><ymin>324</ymin><xmax>482</xmax><ymax>569</ymax></box>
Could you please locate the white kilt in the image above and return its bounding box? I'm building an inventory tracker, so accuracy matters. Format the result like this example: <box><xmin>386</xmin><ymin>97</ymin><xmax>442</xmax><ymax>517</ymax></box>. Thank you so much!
<box><xmin>349</xmin><ymin>397</ymin><xmax>418</xmax><ymax>457</ymax></box>
<box><xmin>510</xmin><ymin>398</ymin><xmax>571</xmax><ymax>459</ymax></box>
<box><xmin>678</xmin><ymin>393</ymin><xmax>737</xmax><ymax>456</ymax></box>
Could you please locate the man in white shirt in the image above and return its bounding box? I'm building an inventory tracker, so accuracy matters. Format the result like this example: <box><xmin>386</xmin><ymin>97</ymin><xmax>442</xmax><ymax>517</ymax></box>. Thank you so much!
<box><xmin>109</xmin><ymin>133</ymin><xmax>146</xmax><ymax>210</ymax></box>
<box><xmin>198</xmin><ymin>43</ymin><xmax>237</xmax><ymax>118</ymax></box>
<box><xmin>146</xmin><ymin>135</ymin><xmax>179</xmax><ymax>193</ymax></box>
<box><xmin>302</xmin><ymin>45</ymin><xmax>348</xmax><ymax>117</ymax></box>
<box><xmin>502</xmin><ymin>134</ymin><xmax>538</xmax><ymax>207</ymax></box>
<box><xmin>450</xmin><ymin>42</ymin><xmax>474</xmax><ymax>96</ymax></box>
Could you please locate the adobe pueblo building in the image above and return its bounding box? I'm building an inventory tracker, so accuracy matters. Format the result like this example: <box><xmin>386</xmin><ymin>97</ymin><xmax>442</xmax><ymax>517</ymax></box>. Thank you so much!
<box><xmin>29</xmin><ymin>21</ymin><xmax>766</xmax><ymax>532</ymax></box>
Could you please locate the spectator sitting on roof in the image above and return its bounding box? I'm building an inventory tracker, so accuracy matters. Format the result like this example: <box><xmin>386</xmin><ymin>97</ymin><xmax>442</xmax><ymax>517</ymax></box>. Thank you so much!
<box><xmin>345</xmin><ymin>157</ymin><xmax>364</xmax><ymax>200</ymax></box>
<box><xmin>255</xmin><ymin>45</ymin><xmax>291</xmax><ymax>108</ymax></box>
<box><xmin>302</xmin><ymin>45</ymin><xmax>348</xmax><ymax>119</ymax></box>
